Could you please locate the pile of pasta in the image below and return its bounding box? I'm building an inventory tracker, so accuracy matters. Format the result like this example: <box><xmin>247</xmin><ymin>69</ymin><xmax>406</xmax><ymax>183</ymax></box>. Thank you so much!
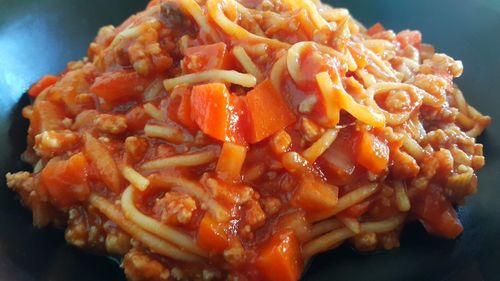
<box><xmin>6</xmin><ymin>0</ymin><xmax>491</xmax><ymax>280</ymax></box>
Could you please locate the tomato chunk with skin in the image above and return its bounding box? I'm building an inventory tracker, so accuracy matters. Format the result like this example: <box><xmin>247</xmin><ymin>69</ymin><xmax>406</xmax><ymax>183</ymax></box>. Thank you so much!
<box><xmin>197</xmin><ymin>213</ymin><xmax>229</xmax><ymax>254</ymax></box>
<box><xmin>30</xmin><ymin>100</ymin><xmax>66</xmax><ymax>141</ymax></box>
<box><xmin>183</xmin><ymin>42</ymin><xmax>232</xmax><ymax>73</ymax></box>
<box><xmin>171</xmin><ymin>85</ymin><xmax>197</xmax><ymax>129</ymax></box>
<box><xmin>255</xmin><ymin>230</ymin><xmax>302</xmax><ymax>281</ymax></box>
<box><xmin>41</xmin><ymin>152</ymin><xmax>90</xmax><ymax>208</ymax></box>
<box><xmin>29</xmin><ymin>75</ymin><xmax>59</xmax><ymax>97</ymax></box>
<box><xmin>90</xmin><ymin>70</ymin><xmax>149</xmax><ymax>103</ymax></box>
<box><xmin>412</xmin><ymin>185</ymin><xmax>463</xmax><ymax>239</ymax></box>
<box><xmin>83</xmin><ymin>133</ymin><xmax>122</xmax><ymax>193</ymax></box>
<box><xmin>246</xmin><ymin>80</ymin><xmax>296</xmax><ymax>143</ymax></box>
<box><xmin>356</xmin><ymin>131</ymin><xmax>389</xmax><ymax>174</ymax></box>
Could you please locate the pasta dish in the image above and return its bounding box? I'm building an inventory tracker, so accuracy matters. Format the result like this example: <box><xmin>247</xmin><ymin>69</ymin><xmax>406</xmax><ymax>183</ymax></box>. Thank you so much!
<box><xmin>5</xmin><ymin>0</ymin><xmax>491</xmax><ymax>280</ymax></box>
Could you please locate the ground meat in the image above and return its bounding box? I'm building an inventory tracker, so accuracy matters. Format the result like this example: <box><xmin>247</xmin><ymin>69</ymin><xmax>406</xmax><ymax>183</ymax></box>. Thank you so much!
<box><xmin>95</xmin><ymin>114</ymin><xmax>128</xmax><ymax>135</ymax></box>
<box><xmin>125</xmin><ymin>136</ymin><xmax>149</xmax><ymax>162</ymax></box>
<box><xmin>243</xmin><ymin>200</ymin><xmax>266</xmax><ymax>230</ymax></box>
<box><xmin>153</xmin><ymin>192</ymin><xmax>197</xmax><ymax>225</ymax></box>
<box><xmin>123</xmin><ymin>249</ymin><xmax>170</xmax><ymax>281</ymax></box>
<box><xmin>65</xmin><ymin>206</ymin><xmax>107</xmax><ymax>251</ymax></box>
<box><xmin>34</xmin><ymin>130</ymin><xmax>79</xmax><ymax>157</ymax></box>
<box><xmin>103</xmin><ymin>221</ymin><xmax>132</xmax><ymax>255</ymax></box>
<box><xmin>260</xmin><ymin>197</ymin><xmax>282</xmax><ymax>216</ymax></box>
<box><xmin>352</xmin><ymin>232</ymin><xmax>378</xmax><ymax>251</ymax></box>
<box><xmin>223</xmin><ymin>240</ymin><xmax>245</xmax><ymax>267</ymax></box>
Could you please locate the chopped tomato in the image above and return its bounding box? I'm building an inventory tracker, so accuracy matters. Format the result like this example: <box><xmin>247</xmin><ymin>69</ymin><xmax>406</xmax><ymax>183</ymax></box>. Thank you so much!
<box><xmin>28</xmin><ymin>75</ymin><xmax>59</xmax><ymax>97</ymax></box>
<box><xmin>246</xmin><ymin>80</ymin><xmax>296</xmax><ymax>143</ymax></box>
<box><xmin>83</xmin><ymin>133</ymin><xmax>122</xmax><ymax>193</ymax></box>
<box><xmin>183</xmin><ymin>42</ymin><xmax>233</xmax><ymax>73</ymax></box>
<box><xmin>197</xmin><ymin>213</ymin><xmax>229</xmax><ymax>254</ymax></box>
<box><xmin>412</xmin><ymin>185</ymin><xmax>463</xmax><ymax>239</ymax></box>
<box><xmin>90</xmin><ymin>70</ymin><xmax>149</xmax><ymax>103</ymax></box>
<box><xmin>319</xmin><ymin>127</ymin><xmax>361</xmax><ymax>185</ymax></box>
<box><xmin>366</xmin><ymin>23</ymin><xmax>385</xmax><ymax>36</ymax></box>
<box><xmin>126</xmin><ymin>106</ymin><xmax>150</xmax><ymax>131</ymax></box>
<box><xmin>41</xmin><ymin>153</ymin><xmax>90</xmax><ymax>208</ymax></box>
<box><xmin>356</xmin><ymin>131</ymin><xmax>389</xmax><ymax>174</ymax></box>
<box><xmin>30</xmin><ymin>100</ymin><xmax>66</xmax><ymax>137</ymax></box>
<box><xmin>255</xmin><ymin>230</ymin><xmax>302</xmax><ymax>281</ymax></box>
<box><xmin>172</xmin><ymin>86</ymin><xmax>197</xmax><ymax>129</ymax></box>
<box><xmin>396</xmin><ymin>30</ymin><xmax>422</xmax><ymax>48</ymax></box>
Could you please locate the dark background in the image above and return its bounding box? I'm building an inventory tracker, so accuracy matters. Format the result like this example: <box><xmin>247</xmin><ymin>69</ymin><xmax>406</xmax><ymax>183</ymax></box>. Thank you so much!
<box><xmin>0</xmin><ymin>0</ymin><xmax>499</xmax><ymax>280</ymax></box>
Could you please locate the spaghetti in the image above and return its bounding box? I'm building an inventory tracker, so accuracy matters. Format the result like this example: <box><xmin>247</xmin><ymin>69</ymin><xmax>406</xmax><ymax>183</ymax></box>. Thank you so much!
<box><xmin>5</xmin><ymin>0</ymin><xmax>491</xmax><ymax>280</ymax></box>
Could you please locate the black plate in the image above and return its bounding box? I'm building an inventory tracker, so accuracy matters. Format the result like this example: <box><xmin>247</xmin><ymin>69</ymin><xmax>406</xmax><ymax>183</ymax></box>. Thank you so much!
<box><xmin>1</xmin><ymin>0</ymin><xmax>499</xmax><ymax>280</ymax></box>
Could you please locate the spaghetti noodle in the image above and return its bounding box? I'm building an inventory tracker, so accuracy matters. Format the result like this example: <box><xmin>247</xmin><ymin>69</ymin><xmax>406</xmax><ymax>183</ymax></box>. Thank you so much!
<box><xmin>5</xmin><ymin>0</ymin><xmax>491</xmax><ymax>280</ymax></box>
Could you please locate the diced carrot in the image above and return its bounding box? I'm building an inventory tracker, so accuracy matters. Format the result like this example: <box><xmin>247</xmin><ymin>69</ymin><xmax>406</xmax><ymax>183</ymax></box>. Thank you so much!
<box><xmin>255</xmin><ymin>230</ymin><xmax>302</xmax><ymax>281</ymax></box>
<box><xmin>190</xmin><ymin>83</ymin><xmax>246</xmax><ymax>144</ymax></box>
<box><xmin>28</xmin><ymin>75</ymin><xmax>59</xmax><ymax>97</ymax></box>
<box><xmin>183</xmin><ymin>42</ymin><xmax>232</xmax><ymax>73</ymax></box>
<box><xmin>356</xmin><ymin>131</ymin><xmax>389</xmax><ymax>174</ymax></box>
<box><xmin>246</xmin><ymin>80</ymin><xmax>296</xmax><ymax>143</ymax></box>
<box><xmin>191</xmin><ymin>83</ymin><xmax>231</xmax><ymax>141</ymax></box>
<box><xmin>291</xmin><ymin>177</ymin><xmax>339</xmax><ymax>216</ymax></box>
<box><xmin>197</xmin><ymin>213</ymin><xmax>229</xmax><ymax>254</ymax></box>
<box><xmin>83</xmin><ymin>133</ymin><xmax>122</xmax><ymax>193</ymax></box>
<box><xmin>173</xmin><ymin>86</ymin><xmax>197</xmax><ymax>129</ymax></box>
<box><xmin>216</xmin><ymin>142</ymin><xmax>248</xmax><ymax>182</ymax></box>
<box><xmin>366</xmin><ymin>23</ymin><xmax>385</xmax><ymax>36</ymax></box>
<box><xmin>41</xmin><ymin>152</ymin><xmax>90</xmax><ymax>208</ymax></box>
<box><xmin>90</xmin><ymin>70</ymin><xmax>149</xmax><ymax>103</ymax></box>
<box><xmin>30</xmin><ymin>100</ymin><xmax>66</xmax><ymax>137</ymax></box>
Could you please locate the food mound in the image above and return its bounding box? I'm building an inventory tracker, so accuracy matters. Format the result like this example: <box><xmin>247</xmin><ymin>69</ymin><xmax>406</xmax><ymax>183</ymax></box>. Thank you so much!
<box><xmin>6</xmin><ymin>0</ymin><xmax>491</xmax><ymax>280</ymax></box>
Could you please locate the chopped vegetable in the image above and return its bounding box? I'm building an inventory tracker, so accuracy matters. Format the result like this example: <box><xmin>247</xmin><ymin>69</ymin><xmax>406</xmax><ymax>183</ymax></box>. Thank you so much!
<box><xmin>366</xmin><ymin>23</ymin><xmax>385</xmax><ymax>36</ymax></box>
<box><xmin>126</xmin><ymin>106</ymin><xmax>150</xmax><ymax>132</ymax></box>
<box><xmin>197</xmin><ymin>213</ymin><xmax>229</xmax><ymax>254</ymax></box>
<box><xmin>30</xmin><ymin>100</ymin><xmax>66</xmax><ymax>136</ymax></box>
<box><xmin>41</xmin><ymin>152</ymin><xmax>90</xmax><ymax>208</ymax></box>
<box><xmin>255</xmin><ymin>230</ymin><xmax>301</xmax><ymax>281</ymax></box>
<box><xmin>173</xmin><ymin>86</ymin><xmax>197</xmax><ymax>129</ymax></box>
<box><xmin>396</xmin><ymin>30</ymin><xmax>422</xmax><ymax>48</ymax></box>
<box><xmin>356</xmin><ymin>131</ymin><xmax>389</xmax><ymax>174</ymax></box>
<box><xmin>90</xmin><ymin>70</ymin><xmax>149</xmax><ymax>103</ymax></box>
<box><xmin>246</xmin><ymin>80</ymin><xmax>296</xmax><ymax>143</ymax></box>
<box><xmin>183</xmin><ymin>42</ymin><xmax>232</xmax><ymax>73</ymax></box>
<box><xmin>412</xmin><ymin>185</ymin><xmax>463</xmax><ymax>239</ymax></box>
<box><xmin>83</xmin><ymin>133</ymin><xmax>122</xmax><ymax>193</ymax></box>
<box><xmin>291</xmin><ymin>177</ymin><xmax>339</xmax><ymax>218</ymax></box>
<box><xmin>216</xmin><ymin>142</ymin><xmax>248</xmax><ymax>182</ymax></box>
<box><xmin>319</xmin><ymin>127</ymin><xmax>359</xmax><ymax>184</ymax></box>
<box><xmin>190</xmin><ymin>83</ymin><xmax>245</xmax><ymax>144</ymax></box>
<box><xmin>28</xmin><ymin>75</ymin><xmax>59</xmax><ymax>97</ymax></box>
